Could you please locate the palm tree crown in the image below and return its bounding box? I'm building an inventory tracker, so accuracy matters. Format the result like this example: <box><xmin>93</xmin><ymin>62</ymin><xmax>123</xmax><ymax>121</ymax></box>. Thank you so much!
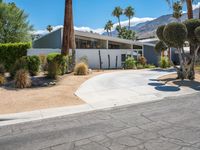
<box><xmin>124</xmin><ymin>6</ymin><xmax>135</xmax><ymax>29</ymax></box>
<box><xmin>112</xmin><ymin>6</ymin><xmax>123</xmax><ymax>28</ymax></box>
<box><xmin>173</xmin><ymin>1</ymin><xmax>183</xmax><ymax>21</ymax></box>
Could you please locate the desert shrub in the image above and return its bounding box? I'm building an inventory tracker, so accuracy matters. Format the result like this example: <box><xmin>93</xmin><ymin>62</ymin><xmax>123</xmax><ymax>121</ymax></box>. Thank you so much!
<box><xmin>124</xmin><ymin>57</ymin><xmax>136</xmax><ymax>69</ymax></box>
<box><xmin>0</xmin><ymin>43</ymin><xmax>31</xmax><ymax>70</ymax></box>
<box><xmin>137</xmin><ymin>63</ymin><xmax>144</xmax><ymax>69</ymax></box>
<box><xmin>47</xmin><ymin>61</ymin><xmax>59</xmax><ymax>79</ymax></box>
<box><xmin>39</xmin><ymin>54</ymin><xmax>47</xmax><ymax>71</ymax></box>
<box><xmin>47</xmin><ymin>53</ymin><xmax>60</xmax><ymax>63</ymax></box>
<box><xmin>145</xmin><ymin>64</ymin><xmax>156</xmax><ymax>69</ymax></box>
<box><xmin>53</xmin><ymin>55</ymin><xmax>67</xmax><ymax>75</ymax></box>
<box><xmin>163</xmin><ymin>22</ymin><xmax>187</xmax><ymax>48</ymax></box>
<box><xmin>0</xmin><ymin>64</ymin><xmax>5</xmax><ymax>75</ymax></box>
<box><xmin>0</xmin><ymin>75</ymin><xmax>6</xmax><ymax>85</ymax></box>
<box><xmin>15</xmin><ymin>69</ymin><xmax>31</xmax><ymax>88</ymax></box>
<box><xmin>159</xmin><ymin>57</ymin><xmax>170</xmax><ymax>68</ymax></box>
<box><xmin>74</xmin><ymin>62</ymin><xmax>88</xmax><ymax>75</ymax></box>
<box><xmin>11</xmin><ymin>56</ymin><xmax>29</xmax><ymax>77</ymax></box>
<box><xmin>138</xmin><ymin>56</ymin><xmax>147</xmax><ymax>67</ymax></box>
<box><xmin>27</xmin><ymin>56</ymin><xmax>40</xmax><ymax>76</ymax></box>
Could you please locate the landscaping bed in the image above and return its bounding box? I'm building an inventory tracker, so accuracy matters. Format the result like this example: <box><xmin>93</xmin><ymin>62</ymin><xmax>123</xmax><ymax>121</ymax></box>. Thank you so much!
<box><xmin>0</xmin><ymin>71</ymin><xmax>107</xmax><ymax>115</ymax></box>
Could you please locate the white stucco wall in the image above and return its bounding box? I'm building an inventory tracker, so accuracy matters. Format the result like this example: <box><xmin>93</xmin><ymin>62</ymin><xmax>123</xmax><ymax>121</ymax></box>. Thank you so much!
<box><xmin>27</xmin><ymin>49</ymin><xmax>139</xmax><ymax>69</ymax></box>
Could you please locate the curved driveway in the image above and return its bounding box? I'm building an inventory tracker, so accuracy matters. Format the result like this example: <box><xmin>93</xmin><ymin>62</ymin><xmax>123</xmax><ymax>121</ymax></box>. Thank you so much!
<box><xmin>76</xmin><ymin>69</ymin><xmax>198</xmax><ymax>109</ymax></box>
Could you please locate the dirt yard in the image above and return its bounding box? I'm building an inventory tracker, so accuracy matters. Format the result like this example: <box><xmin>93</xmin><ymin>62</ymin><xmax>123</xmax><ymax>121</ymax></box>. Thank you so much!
<box><xmin>0</xmin><ymin>70</ymin><xmax>112</xmax><ymax>115</ymax></box>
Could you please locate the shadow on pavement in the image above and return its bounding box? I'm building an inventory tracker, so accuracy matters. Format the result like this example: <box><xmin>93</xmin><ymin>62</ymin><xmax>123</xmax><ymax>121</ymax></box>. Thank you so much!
<box><xmin>149</xmin><ymin>68</ymin><xmax>176</xmax><ymax>73</ymax></box>
<box><xmin>155</xmin><ymin>86</ymin><xmax>181</xmax><ymax>92</ymax></box>
<box><xmin>173</xmin><ymin>80</ymin><xmax>200</xmax><ymax>91</ymax></box>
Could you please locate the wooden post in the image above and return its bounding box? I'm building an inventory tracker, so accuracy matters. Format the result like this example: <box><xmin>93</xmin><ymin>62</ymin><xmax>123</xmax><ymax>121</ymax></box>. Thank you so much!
<box><xmin>115</xmin><ymin>56</ymin><xmax>118</xmax><ymax>68</ymax></box>
<box><xmin>98</xmin><ymin>50</ymin><xmax>102</xmax><ymax>69</ymax></box>
<box><xmin>108</xmin><ymin>55</ymin><xmax>110</xmax><ymax>69</ymax></box>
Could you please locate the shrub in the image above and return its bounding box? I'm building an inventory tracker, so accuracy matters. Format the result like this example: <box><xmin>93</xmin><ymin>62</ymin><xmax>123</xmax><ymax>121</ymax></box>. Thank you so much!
<box><xmin>39</xmin><ymin>54</ymin><xmax>47</xmax><ymax>71</ymax></box>
<box><xmin>145</xmin><ymin>64</ymin><xmax>156</xmax><ymax>69</ymax></box>
<box><xmin>47</xmin><ymin>61</ymin><xmax>59</xmax><ymax>79</ymax></box>
<box><xmin>0</xmin><ymin>75</ymin><xmax>6</xmax><ymax>85</ymax></box>
<box><xmin>15</xmin><ymin>69</ymin><xmax>31</xmax><ymax>88</ymax></box>
<box><xmin>124</xmin><ymin>57</ymin><xmax>136</xmax><ymax>69</ymax></box>
<box><xmin>27</xmin><ymin>56</ymin><xmax>40</xmax><ymax>76</ymax></box>
<box><xmin>53</xmin><ymin>55</ymin><xmax>67</xmax><ymax>75</ymax></box>
<box><xmin>137</xmin><ymin>63</ymin><xmax>144</xmax><ymax>69</ymax></box>
<box><xmin>11</xmin><ymin>56</ymin><xmax>29</xmax><ymax>77</ymax></box>
<box><xmin>0</xmin><ymin>64</ymin><xmax>5</xmax><ymax>75</ymax></box>
<box><xmin>74</xmin><ymin>62</ymin><xmax>88</xmax><ymax>75</ymax></box>
<box><xmin>47</xmin><ymin>53</ymin><xmax>60</xmax><ymax>63</ymax></box>
<box><xmin>159</xmin><ymin>57</ymin><xmax>170</xmax><ymax>68</ymax></box>
<box><xmin>195</xmin><ymin>26</ymin><xmax>200</xmax><ymax>42</ymax></box>
<box><xmin>0</xmin><ymin>43</ymin><xmax>31</xmax><ymax>70</ymax></box>
<box><xmin>163</xmin><ymin>22</ymin><xmax>187</xmax><ymax>48</ymax></box>
<box><xmin>184</xmin><ymin>19</ymin><xmax>200</xmax><ymax>44</ymax></box>
<box><xmin>138</xmin><ymin>56</ymin><xmax>147</xmax><ymax>67</ymax></box>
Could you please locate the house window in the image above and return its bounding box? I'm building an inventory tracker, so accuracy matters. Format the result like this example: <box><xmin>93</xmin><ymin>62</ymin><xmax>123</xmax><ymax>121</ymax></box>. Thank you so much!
<box><xmin>108</xmin><ymin>41</ymin><xmax>131</xmax><ymax>49</ymax></box>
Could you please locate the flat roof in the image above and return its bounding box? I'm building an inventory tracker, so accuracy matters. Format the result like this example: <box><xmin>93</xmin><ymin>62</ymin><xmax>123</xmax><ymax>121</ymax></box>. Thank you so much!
<box><xmin>35</xmin><ymin>27</ymin><xmax>155</xmax><ymax>47</ymax></box>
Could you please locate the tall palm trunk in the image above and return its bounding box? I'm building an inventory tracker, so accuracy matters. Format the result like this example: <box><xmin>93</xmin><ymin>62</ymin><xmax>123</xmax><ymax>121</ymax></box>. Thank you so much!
<box><xmin>186</xmin><ymin>0</ymin><xmax>193</xmax><ymax>19</ymax></box>
<box><xmin>62</xmin><ymin>0</ymin><xmax>75</xmax><ymax>70</ymax></box>
<box><xmin>128</xmin><ymin>17</ymin><xmax>131</xmax><ymax>30</ymax></box>
<box><xmin>118</xmin><ymin>17</ymin><xmax>121</xmax><ymax>28</ymax></box>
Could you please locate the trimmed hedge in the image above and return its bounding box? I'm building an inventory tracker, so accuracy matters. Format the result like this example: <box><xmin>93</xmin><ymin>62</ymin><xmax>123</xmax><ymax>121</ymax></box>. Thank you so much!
<box><xmin>0</xmin><ymin>43</ymin><xmax>31</xmax><ymax>70</ymax></box>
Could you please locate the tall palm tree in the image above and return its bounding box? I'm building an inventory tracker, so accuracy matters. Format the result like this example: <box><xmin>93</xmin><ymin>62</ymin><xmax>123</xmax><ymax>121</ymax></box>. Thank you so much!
<box><xmin>107</xmin><ymin>20</ymin><xmax>113</xmax><ymax>36</ymax></box>
<box><xmin>104</xmin><ymin>23</ymin><xmax>109</xmax><ymax>36</ymax></box>
<box><xmin>112</xmin><ymin>7</ymin><xmax>123</xmax><ymax>28</ymax></box>
<box><xmin>172</xmin><ymin>1</ymin><xmax>183</xmax><ymax>21</ymax></box>
<box><xmin>46</xmin><ymin>25</ymin><xmax>53</xmax><ymax>32</ymax></box>
<box><xmin>166</xmin><ymin>0</ymin><xmax>193</xmax><ymax>19</ymax></box>
<box><xmin>62</xmin><ymin>0</ymin><xmax>75</xmax><ymax>56</ymax></box>
<box><xmin>124</xmin><ymin>6</ymin><xmax>135</xmax><ymax>29</ymax></box>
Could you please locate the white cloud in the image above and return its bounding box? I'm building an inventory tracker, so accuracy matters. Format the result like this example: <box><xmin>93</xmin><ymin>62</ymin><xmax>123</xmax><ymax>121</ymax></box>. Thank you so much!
<box><xmin>32</xmin><ymin>17</ymin><xmax>155</xmax><ymax>35</ymax></box>
<box><xmin>193</xmin><ymin>2</ymin><xmax>200</xmax><ymax>10</ymax></box>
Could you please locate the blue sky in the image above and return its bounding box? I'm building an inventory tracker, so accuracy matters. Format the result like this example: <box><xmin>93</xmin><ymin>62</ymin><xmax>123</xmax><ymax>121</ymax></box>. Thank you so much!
<box><xmin>4</xmin><ymin>0</ymin><xmax>189</xmax><ymax>33</ymax></box>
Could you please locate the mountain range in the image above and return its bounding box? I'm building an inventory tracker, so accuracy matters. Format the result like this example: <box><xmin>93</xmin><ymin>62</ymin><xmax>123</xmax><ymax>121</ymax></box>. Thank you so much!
<box><xmin>107</xmin><ymin>8</ymin><xmax>200</xmax><ymax>39</ymax></box>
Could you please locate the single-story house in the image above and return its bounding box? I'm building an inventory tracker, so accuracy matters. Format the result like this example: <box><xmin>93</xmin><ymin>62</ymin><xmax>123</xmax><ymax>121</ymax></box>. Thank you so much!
<box><xmin>30</xmin><ymin>28</ymin><xmax>169</xmax><ymax>69</ymax></box>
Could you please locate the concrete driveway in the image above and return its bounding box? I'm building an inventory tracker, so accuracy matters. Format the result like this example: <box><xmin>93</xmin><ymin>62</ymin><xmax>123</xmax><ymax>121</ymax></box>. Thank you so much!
<box><xmin>76</xmin><ymin>69</ymin><xmax>199</xmax><ymax>109</ymax></box>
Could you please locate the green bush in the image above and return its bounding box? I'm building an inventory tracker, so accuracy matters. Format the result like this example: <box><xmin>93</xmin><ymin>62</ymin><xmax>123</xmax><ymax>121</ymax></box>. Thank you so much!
<box><xmin>47</xmin><ymin>53</ymin><xmax>67</xmax><ymax>75</ymax></box>
<box><xmin>137</xmin><ymin>63</ymin><xmax>144</xmax><ymax>69</ymax></box>
<box><xmin>145</xmin><ymin>64</ymin><xmax>156</xmax><ymax>69</ymax></box>
<box><xmin>124</xmin><ymin>57</ymin><xmax>136</xmax><ymax>69</ymax></box>
<box><xmin>155</xmin><ymin>41</ymin><xmax>168</xmax><ymax>53</ymax></box>
<box><xmin>156</xmin><ymin>25</ymin><xmax>166</xmax><ymax>41</ymax></box>
<box><xmin>47</xmin><ymin>53</ymin><xmax>60</xmax><ymax>63</ymax></box>
<box><xmin>27</xmin><ymin>56</ymin><xmax>40</xmax><ymax>76</ymax></box>
<box><xmin>11</xmin><ymin>55</ymin><xmax>40</xmax><ymax>77</ymax></box>
<box><xmin>11</xmin><ymin>56</ymin><xmax>29</xmax><ymax>77</ymax></box>
<box><xmin>163</xmin><ymin>22</ymin><xmax>187</xmax><ymax>48</ymax></box>
<box><xmin>159</xmin><ymin>57</ymin><xmax>170</xmax><ymax>68</ymax></box>
<box><xmin>0</xmin><ymin>43</ymin><xmax>31</xmax><ymax>70</ymax></box>
<box><xmin>47</xmin><ymin>61</ymin><xmax>59</xmax><ymax>79</ymax></box>
<box><xmin>184</xmin><ymin>19</ymin><xmax>200</xmax><ymax>44</ymax></box>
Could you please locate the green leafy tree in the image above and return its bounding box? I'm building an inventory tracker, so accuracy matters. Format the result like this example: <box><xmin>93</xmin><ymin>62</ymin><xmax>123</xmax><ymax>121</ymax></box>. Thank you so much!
<box><xmin>0</xmin><ymin>2</ymin><xmax>33</xmax><ymax>43</ymax></box>
<box><xmin>104</xmin><ymin>20</ymin><xmax>113</xmax><ymax>36</ymax></box>
<box><xmin>104</xmin><ymin>23</ymin><xmax>109</xmax><ymax>36</ymax></box>
<box><xmin>124</xmin><ymin>6</ymin><xmax>135</xmax><ymax>29</ymax></box>
<box><xmin>173</xmin><ymin>1</ymin><xmax>183</xmax><ymax>21</ymax></box>
<box><xmin>155</xmin><ymin>20</ymin><xmax>200</xmax><ymax>80</ymax></box>
<box><xmin>116</xmin><ymin>26</ymin><xmax>135</xmax><ymax>40</ymax></box>
<box><xmin>112</xmin><ymin>7</ymin><xmax>123</xmax><ymax>28</ymax></box>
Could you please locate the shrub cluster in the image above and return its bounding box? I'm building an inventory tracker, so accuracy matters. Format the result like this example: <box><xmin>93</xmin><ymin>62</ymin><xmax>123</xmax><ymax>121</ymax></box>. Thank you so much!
<box><xmin>124</xmin><ymin>57</ymin><xmax>137</xmax><ymax>69</ymax></box>
<box><xmin>159</xmin><ymin>57</ymin><xmax>170</xmax><ymax>68</ymax></box>
<box><xmin>0</xmin><ymin>43</ymin><xmax>31</xmax><ymax>70</ymax></box>
<box><xmin>47</xmin><ymin>53</ymin><xmax>67</xmax><ymax>78</ymax></box>
<box><xmin>11</xmin><ymin>55</ymin><xmax>40</xmax><ymax>77</ymax></box>
<box><xmin>15</xmin><ymin>69</ymin><xmax>31</xmax><ymax>89</ymax></box>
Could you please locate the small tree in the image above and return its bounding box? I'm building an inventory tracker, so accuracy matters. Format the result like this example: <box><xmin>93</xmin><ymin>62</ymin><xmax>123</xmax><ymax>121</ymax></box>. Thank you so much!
<box><xmin>46</xmin><ymin>25</ymin><xmax>53</xmax><ymax>32</ymax></box>
<box><xmin>155</xmin><ymin>20</ymin><xmax>200</xmax><ymax>80</ymax></box>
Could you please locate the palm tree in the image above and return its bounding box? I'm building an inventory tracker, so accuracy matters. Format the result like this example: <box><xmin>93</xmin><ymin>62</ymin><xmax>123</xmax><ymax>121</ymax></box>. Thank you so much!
<box><xmin>112</xmin><ymin>7</ymin><xmax>123</xmax><ymax>28</ymax></box>
<box><xmin>46</xmin><ymin>25</ymin><xmax>53</xmax><ymax>32</ymax></box>
<box><xmin>104</xmin><ymin>23</ymin><xmax>109</xmax><ymax>36</ymax></box>
<box><xmin>166</xmin><ymin>0</ymin><xmax>193</xmax><ymax>19</ymax></box>
<box><xmin>107</xmin><ymin>20</ymin><xmax>113</xmax><ymax>36</ymax></box>
<box><xmin>62</xmin><ymin>0</ymin><xmax>75</xmax><ymax>69</ymax></box>
<box><xmin>172</xmin><ymin>1</ymin><xmax>183</xmax><ymax>22</ymax></box>
<box><xmin>124</xmin><ymin>6</ymin><xmax>135</xmax><ymax>29</ymax></box>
